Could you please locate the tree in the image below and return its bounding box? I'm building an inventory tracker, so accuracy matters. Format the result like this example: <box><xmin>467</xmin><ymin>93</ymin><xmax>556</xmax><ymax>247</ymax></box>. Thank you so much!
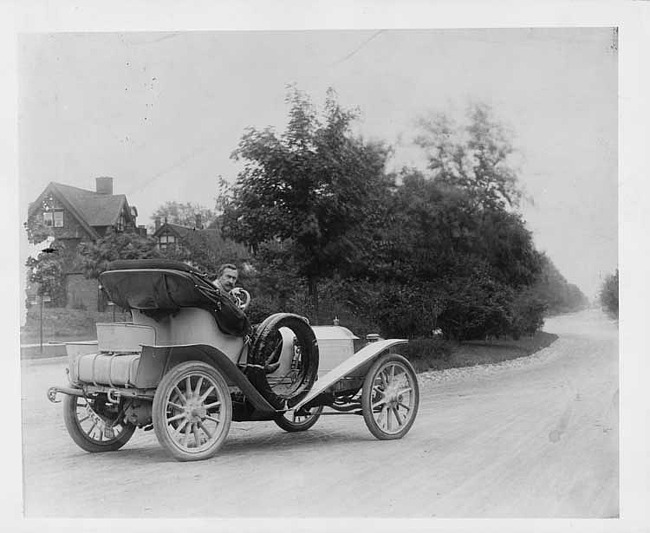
<box><xmin>151</xmin><ymin>201</ymin><xmax>217</xmax><ymax>229</ymax></box>
<box><xmin>26</xmin><ymin>248</ymin><xmax>67</xmax><ymax>306</ymax></box>
<box><xmin>415</xmin><ymin>102</ymin><xmax>522</xmax><ymax>211</ymax></box>
<box><xmin>352</xmin><ymin>101</ymin><xmax>544</xmax><ymax>340</ymax></box>
<box><xmin>78</xmin><ymin>230</ymin><xmax>161</xmax><ymax>279</ymax></box>
<box><xmin>599</xmin><ymin>269</ymin><xmax>619</xmax><ymax>319</ymax></box>
<box><xmin>222</xmin><ymin>87</ymin><xmax>394</xmax><ymax>319</ymax></box>
<box><xmin>530</xmin><ymin>253</ymin><xmax>589</xmax><ymax>314</ymax></box>
<box><xmin>159</xmin><ymin>230</ymin><xmax>253</xmax><ymax>280</ymax></box>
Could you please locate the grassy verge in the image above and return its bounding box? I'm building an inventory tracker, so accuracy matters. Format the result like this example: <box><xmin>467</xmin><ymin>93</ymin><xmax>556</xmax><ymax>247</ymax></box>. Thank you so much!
<box><xmin>403</xmin><ymin>331</ymin><xmax>559</xmax><ymax>373</ymax></box>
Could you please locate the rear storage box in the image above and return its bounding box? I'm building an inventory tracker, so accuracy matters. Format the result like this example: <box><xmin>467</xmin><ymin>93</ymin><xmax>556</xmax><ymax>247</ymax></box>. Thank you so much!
<box><xmin>96</xmin><ymin>323</ymin><xmax>156</xmax><ymax>351</ymax></box>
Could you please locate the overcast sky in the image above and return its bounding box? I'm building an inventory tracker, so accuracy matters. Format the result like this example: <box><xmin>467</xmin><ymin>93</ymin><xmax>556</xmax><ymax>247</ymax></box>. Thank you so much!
<box><xmin>18</xmin><ymin>28</ymin><xmax>617</xmax><ymax>298</ymax></box>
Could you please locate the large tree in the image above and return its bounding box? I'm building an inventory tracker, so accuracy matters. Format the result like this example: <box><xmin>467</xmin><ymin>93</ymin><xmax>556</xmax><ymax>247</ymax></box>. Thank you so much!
<box><xmin>222</xmin><ymin>87</ymin><xmax>393</xmax><ymax>319</ymax></box>
<box><xmin>356</xmin><ymin>169</ymin><xmax>543</xmax><ymax>339</ymax></box>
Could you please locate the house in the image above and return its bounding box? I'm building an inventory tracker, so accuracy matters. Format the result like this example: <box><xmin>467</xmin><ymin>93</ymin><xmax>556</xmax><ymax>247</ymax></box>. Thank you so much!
<box><xmin>152</xmin><ymin>216</ymin><xmax>252</xmax><ymax>279</ymax></box>
<box><xmin>152</xmin><ymin>214</ymin><xmax>208</xmax><ymax>252</ymax></box>
<box><xmin>26</xmin><ymin>177</ymin><xmax>145</xmax><ymax>310</ymax></box>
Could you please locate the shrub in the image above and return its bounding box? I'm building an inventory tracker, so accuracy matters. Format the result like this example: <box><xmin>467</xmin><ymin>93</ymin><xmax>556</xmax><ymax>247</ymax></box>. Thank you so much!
<box><xmin>401</xmin><ymin>337</ymin><xmax>452</xmax><ymax>372</ymax></box>
<box><xmin>509</xmin><ymin>290</ymin><xmax>547</xmax><ymax>339</ymax></box>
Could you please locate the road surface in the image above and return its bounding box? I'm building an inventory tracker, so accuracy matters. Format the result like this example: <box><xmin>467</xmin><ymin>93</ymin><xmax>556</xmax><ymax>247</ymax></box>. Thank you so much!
<box><xmin>20</xmin><ymin>308</ymin><xmax>618</xmax><ymax>518</ymax></box>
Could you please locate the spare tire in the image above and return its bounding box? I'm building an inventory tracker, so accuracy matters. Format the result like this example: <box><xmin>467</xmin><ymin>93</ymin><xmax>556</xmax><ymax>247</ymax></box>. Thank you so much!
<box><xmin>246</xmin><ymin>313</ymin><xmax>319</xmax><ymax>410</ymax></box>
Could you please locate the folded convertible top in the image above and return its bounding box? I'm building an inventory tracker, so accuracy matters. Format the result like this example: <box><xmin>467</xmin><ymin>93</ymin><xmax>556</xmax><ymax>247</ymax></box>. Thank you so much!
<box><xmin>99</xmin><ymin>259</ymin><xmax>250</xmax><ymax>337</ymax></box>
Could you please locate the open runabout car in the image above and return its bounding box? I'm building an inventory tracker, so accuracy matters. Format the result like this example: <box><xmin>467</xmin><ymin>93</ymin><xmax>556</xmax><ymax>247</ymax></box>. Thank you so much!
<box><xmin>48</xmin><ymin>259</ymin><xmax>419</xmax><ymax>461</ymax></box>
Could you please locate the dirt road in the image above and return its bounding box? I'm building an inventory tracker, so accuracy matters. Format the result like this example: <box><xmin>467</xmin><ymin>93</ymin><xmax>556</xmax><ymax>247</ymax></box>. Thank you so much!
<box><xmin>20</xmin><ymin>309</ymin><xmax>618</xmax><ymax>518</ymax></box>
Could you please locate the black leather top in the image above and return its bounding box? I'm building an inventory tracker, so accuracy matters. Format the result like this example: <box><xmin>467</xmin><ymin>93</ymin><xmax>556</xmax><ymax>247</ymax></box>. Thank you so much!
<box><xmin>99</xmin><ymin>260</ymin><xmax>250</xmax><ymax>337</ymax></box>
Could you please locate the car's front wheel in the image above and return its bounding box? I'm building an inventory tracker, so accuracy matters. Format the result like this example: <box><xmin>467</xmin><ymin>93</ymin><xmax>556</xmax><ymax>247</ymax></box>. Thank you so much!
<box><xmin>361</xmin><ymin>353</ymin><xmax>419</xmax><ymax>440</ymax></box>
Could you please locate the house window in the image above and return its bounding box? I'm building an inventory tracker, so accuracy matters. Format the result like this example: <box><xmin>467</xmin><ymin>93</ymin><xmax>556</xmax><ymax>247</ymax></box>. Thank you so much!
<box><xmin>158</xmin><ymin>234</ymin><xmax>176</xmax><ymax>251</ymax></box>
<box><xmin>44</xmin><ymin>210</ymin><xmax>64</xmax><ymax>227</ymax></box>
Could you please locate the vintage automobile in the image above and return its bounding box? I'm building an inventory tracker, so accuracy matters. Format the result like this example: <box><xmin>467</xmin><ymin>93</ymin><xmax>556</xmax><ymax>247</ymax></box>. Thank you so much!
<box><xmin>47</xmin><ymin>259</ymin><xmax>419</xmax><ymax>461</ymax></box>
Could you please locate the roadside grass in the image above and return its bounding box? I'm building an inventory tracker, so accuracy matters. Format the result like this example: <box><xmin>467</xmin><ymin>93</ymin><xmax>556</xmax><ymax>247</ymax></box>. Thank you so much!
<box><xmin>402</xmin><ymin>331</ymin><xmax>559</xmax><ymax>373</ymax></box>
<box><xmin>21</xmin><ymin>307</ymin><xmax>559</xmax><ymax>371</ymax></box>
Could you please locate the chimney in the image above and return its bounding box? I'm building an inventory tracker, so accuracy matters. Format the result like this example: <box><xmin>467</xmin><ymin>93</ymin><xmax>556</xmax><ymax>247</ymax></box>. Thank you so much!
<box><xmin>96</xmin><ymin>177</ymin><xmax>114</xmax><ymax>195</ymax></box>
<box><xmin>195</xmin><ymin>213</ymin><xmax>203</xmax><ymax>229</ymax></box>
<box><xmin>155</xmin><ymin>217</ymin><xmax>161</xmax><ymax>231</ymax></box>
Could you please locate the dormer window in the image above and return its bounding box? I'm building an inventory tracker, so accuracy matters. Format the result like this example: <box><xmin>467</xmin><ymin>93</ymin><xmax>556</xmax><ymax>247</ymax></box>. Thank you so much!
<box><xmin>44</xmin><ymin>210</ymin><xmax>63</xmax><ymax>227</ymax></box>
<box><xmin>158</xmin><ymin>234</ymin><xmax>176</xmax><ymax>251</ymax></box>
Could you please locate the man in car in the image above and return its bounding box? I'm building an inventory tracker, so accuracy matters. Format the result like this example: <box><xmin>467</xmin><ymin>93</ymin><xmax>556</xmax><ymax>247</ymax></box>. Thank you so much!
<box><xmin>213</xmin><ymin>263</ymin><xmax>251</xmax><ymax>312</ymax></box>
<box><xmin>213</xmin><ymin>263</ymin><xmax>239</xmax><ymax>293</ymax></box>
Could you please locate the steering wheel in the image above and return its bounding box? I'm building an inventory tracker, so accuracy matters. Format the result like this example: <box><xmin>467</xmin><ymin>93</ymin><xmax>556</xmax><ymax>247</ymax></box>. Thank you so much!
<box><xmin>229</xmin><ymin>287</ymin><xmax>251</xmax><ymax>311</ymax></box>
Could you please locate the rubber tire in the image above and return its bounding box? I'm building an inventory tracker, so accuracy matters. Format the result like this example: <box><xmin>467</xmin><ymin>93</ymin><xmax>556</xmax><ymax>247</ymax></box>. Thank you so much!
<box><xmin>247</xmin><ymin>313</ymin><xmax>319</xmax><ymax>410</ymax></box>
<box><xmin>63</xmin><ymin>394</ymin><xmax>136</xmax><ymax>453</ymax></box>
<box><xmin>274</xmin><ymin>405</ymin><xmax>324</xmax><ymax>432</ymax></box>
<box><xmin>152</xmin><ymin>361</ymin><xmax>232</xmax><ymax>462</ymax></box>
<box><xmin>361</xmin><ymin>353</ymin><xmax>419</xmax><ymax>440</ymax></box>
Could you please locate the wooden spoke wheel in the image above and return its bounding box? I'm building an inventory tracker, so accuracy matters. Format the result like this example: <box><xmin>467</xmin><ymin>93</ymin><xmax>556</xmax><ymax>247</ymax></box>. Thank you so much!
<box><xmin>63</xmin><ymin>394</ymin><xmax>136</xmax><ymax>453</ymax></box>
<box><xmin>361</xmin><ymin>354</ymin><xmax>419</xmax><ymax>440</ymax></box>
<box><xmin>153</xmin><ymin>362</ymin><xmax>232</xmax><ymax>462</ymax></box>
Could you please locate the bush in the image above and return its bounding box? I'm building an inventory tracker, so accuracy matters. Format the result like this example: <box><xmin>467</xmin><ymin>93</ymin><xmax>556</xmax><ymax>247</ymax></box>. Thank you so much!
<box><xmin>369</xmin><ymin>282</ymin><xmax>443</xmax><ymax>339</ymax></box>
<box><xmin>401</xmin><ymin>337</ymin><xmax>452</xmax><ymax>372</ymax></box>
<box><xmin>509</xmin><ymin>290</ymin><xmax>547</xmax><ymax>339</ymax></box>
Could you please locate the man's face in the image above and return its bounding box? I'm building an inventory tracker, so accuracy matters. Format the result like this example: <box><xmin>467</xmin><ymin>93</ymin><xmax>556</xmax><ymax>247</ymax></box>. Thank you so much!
<box><xmin>218</xmin><ymin>268</ymin><xmax>238</xmax><ymax>292</ymax></box>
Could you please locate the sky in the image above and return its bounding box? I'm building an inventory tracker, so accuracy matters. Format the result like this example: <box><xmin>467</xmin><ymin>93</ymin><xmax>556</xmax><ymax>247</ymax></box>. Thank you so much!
<box><xmin>17</xmin><ymin>27</ymin><xmax>618</xmax><ymax>298</ymax></box>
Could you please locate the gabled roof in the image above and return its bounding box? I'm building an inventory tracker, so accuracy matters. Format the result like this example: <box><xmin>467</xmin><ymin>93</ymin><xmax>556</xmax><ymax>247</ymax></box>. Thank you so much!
<box><xmin>29</xmin><ymin>181</ymin><xmax>134</xmax><ymax>239</ymax></box>
<box><xmin>154</xmin><ymin>223</ymin><xmax>195</xmax><ymax>239</ymax></box>
<box><xmin>154</xmin><ymin>223</ymin><xmax>226</xmax><ymax>249</ymax></box>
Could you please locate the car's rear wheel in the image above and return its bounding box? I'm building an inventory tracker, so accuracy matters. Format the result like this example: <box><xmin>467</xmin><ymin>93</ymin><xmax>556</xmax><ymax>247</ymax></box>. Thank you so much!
<box><xmin>361</xmin><ymin>353</ymin><xmax>419</xmax><ymax>440</ymax></box>
<box><xmin>63</xmin><ymin>394</ymin><xmax>136</xmax><ymax>453</ymax></box>
<box><xmin>153</xmin><ymin>361</ymin><xmax>232</xmax><ymax>462</ymax></box>
<box><xmin>274</xmin><ymin>404</ymin><xmax>324</xmax><ymax>432</ymax></box>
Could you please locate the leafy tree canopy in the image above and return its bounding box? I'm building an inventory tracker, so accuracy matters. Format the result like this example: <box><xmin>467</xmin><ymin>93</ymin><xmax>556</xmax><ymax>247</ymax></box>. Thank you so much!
<box><xmin>530</xmin><ymin>253</ymin><xmax>589</xmax><ymax>314</ymax></box>
<box><xmin>78</xmin><ymin>230</ymin><xmax>161</xmax><ymax>279</ymax></box>
<box><xmin>151</xmin><ymin>201</ymin><xmax>217</xmax><ymax>229</ymax></box>
<box><xmin>222</xmin><ymin>86</ymin><xmax>394</xmax><ymax>314</ymax></box>
<box><xmin>159</xmin><ymin>230</ymin><xmax>253</xmax><ymax>280</ymax></box>
<box><xmin>26</xmin><ymin>247</ymin><xmax>67</xmax><ymax>305</ymax></box>
<box><xmin>415</xmin><ymin>102</ymin><xmax>522</xmax><ymax>211</ymax></box>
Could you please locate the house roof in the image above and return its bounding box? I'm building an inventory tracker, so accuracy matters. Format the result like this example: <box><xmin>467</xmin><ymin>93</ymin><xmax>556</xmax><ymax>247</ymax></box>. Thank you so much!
<box><xmin>154</xmin><ymin>223</ymin><xmax>221</xmax><ymax>245</ymax></box>
<box><xmin>156</xmin><ymin>222</ymin><xmax>235</xmax><ymax>248</ymax></box>
<box><xmin>29</xmin><ymin>182</ymin><xmax>134</xmax><ymax>239</ymax></box>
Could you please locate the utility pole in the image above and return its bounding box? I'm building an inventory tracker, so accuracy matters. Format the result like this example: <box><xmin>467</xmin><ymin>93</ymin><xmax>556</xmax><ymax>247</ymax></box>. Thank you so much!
<box><xmin>39</xmin><ymin>294</ymin><xmax>43</xmax><ymax>355</ymax></box>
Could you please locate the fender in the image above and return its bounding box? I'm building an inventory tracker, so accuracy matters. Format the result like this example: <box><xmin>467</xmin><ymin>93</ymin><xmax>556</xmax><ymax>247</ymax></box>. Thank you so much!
<box><xmin>291</xmin><ymin>338</ymin><xmax>408</xmax><ymax>411</ymax></box>
<box><xmin>137</xmin><ymin>344</ymin><xmax>277</xmax><ymax>414</ymax></box>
